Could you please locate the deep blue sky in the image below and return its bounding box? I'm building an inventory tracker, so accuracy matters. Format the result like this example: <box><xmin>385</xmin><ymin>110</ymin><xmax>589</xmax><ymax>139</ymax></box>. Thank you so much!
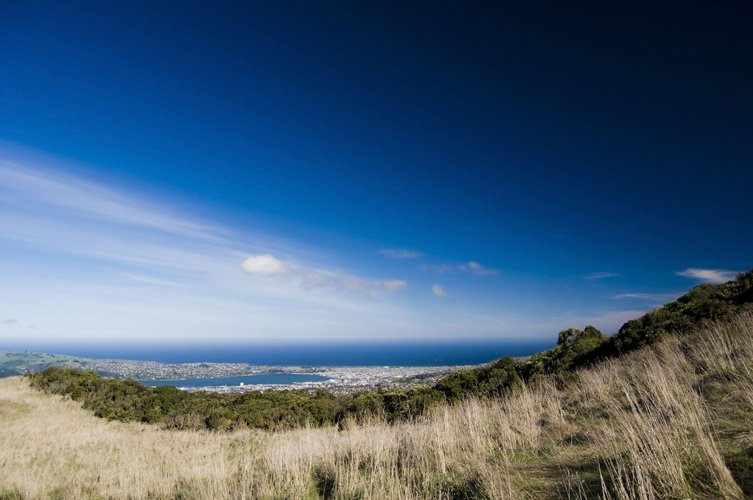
<box><xmin>0</xmin><ymin>1</ymin><xmax>751</xmax><ymax>344</ymax></box>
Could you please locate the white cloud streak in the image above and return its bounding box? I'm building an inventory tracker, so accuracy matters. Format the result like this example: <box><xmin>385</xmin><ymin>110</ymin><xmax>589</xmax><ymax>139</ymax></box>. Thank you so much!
<box><xmin>122</xmin><ymin>273</ymin><xmax>185</xmax><ymax>287</ymax></box>
<box><xmin>0</xmin><ymin>152</ymin><xmax>416</xmax><ymax>341</ymax></box>
<box><xmin>379</xmin><ymin>248</ymin><xmax>424</xmax><ymax>260</ymax></box>
<box><xmin>242</xmin><ymin>254</ymin><xmax>406</xmax><ymax>297</ymax></box>
<box><xmin>0</xmin><ymin>160</ymin><xmax>222</xmax><ymax>242</ymax></box>
<box><xmin>460</xmin><ymin>261</ymin><xmax>497</xmax><ymax>276</ymax></box>
<box><xmin>432</xmin><ymin>284</ymin><xmax>447</xmax><ymax>297</ymax></box>
<box><xmin>423</xmin><ymin>261</ymin><xmax>497</xmax><ymax>276</ymax></box>
<box><xmin>676</xmin><ymin>268</ymin><xmax>739</xmax><ymax>284</ymax></box>
<box><xmin>611</xmin><ymin>292</ymin><xmax>680</xmax><ymax>302</ymax></box>
<box><xmin>383</xmin><ymin>280</ymin><xmax>408</xmax><ymax>292</ymax></box>
<box><xmin>586</xmin><ymin>272</ymin><xmax>619</xmax><ymax>280</ymax></box>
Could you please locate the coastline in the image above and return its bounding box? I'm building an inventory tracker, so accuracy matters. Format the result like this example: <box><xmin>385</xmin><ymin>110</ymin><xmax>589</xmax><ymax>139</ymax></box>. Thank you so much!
<box><xmin>0</xmin><ymin>350</ymin><xmax>478</xmax><ymax>394</ymax></box>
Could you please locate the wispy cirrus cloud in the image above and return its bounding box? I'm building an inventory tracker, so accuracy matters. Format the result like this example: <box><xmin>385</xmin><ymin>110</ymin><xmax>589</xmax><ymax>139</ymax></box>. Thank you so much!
<box><xmin>611</xmin><ymin>292</ymin><xmax>680</xmax><ymax>302</ymax></box>
<box><xmin>383</xmin><ymin>280</ymin><xmax>408</xmax><ymax>292</ymax></box>
<box><xmin>122</xmin><ymin>273</ymin><xmax>185</xmax><ymax>287</ymax></box>
<box><xmin>242</xmin><ymin>254</ymin><xmax>407</xmax><ymax>297</ymax></box>
<box><xmin>422</xmin><ymin>260</ymin><xmax>497</xmax><ymax>276</ymax></box>
<box><xmin>586</xmin><ymin>272</ymin><xmax>619</xmax><ymax>281</ymax></box>
<box><xmin>676</xmin><ymin>268</ymin><xmax>739</xmax><ymax>284</ymax></box>
<box><xmin>432</xmin><ymin>284</ymin><xmax>447</xmax><ymax>297</ymax></box>
<box><xmin>460</xmin><ymin>261</ymin><xmax>497</xmax><ymax>276</ymax></box>
<box><xmin>0</xmin><ymin>150</ymin><xmax>416</xmax><ymax>341</ymax></box>
<box><xmin>1</xmin><ymin>318</ymin><xmax>18</xmax><ymax>325</ymax></box>
<box><xmin>0</xmin><ymin>160</ymin><xmax>222</xmax><ymax>242</ymax></box>
<box><xmin>379</xmin><ymin>248</ymin><xmax>424</xmax><ymax>260</ymax></box>
<box><xmin>300</xmin><ymin>271</ymin><xmax>407</xmax><ymax>296</ymax></box>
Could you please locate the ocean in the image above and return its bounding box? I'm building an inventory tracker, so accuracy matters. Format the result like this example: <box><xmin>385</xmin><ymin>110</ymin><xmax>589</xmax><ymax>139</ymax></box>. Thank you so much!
<box><xmin>1</xmin><ymin>340</ymin><xmax>553</xmax><ymax>367</ymax></box>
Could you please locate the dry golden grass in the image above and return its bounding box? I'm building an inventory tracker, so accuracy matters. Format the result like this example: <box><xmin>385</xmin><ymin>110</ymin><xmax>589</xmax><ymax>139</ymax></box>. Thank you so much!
<box><xmin>2</xmin><ymin>312</ymin><xmax>752</xmax><ymax>499</ymax></box>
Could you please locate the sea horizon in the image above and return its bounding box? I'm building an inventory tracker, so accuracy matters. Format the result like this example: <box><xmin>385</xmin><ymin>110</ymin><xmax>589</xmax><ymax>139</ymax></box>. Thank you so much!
<box><xmin>0</xmin><ymin>339</ymin><xmax>554</xmax><ymax>367</ymax></box>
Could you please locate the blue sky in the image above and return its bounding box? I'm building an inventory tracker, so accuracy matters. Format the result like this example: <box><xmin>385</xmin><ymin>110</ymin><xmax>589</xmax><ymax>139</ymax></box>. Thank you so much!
<box><xmin>0</xmin><ymin>1</ymin><xmax>751</xmax><ymax>344</ymax></box>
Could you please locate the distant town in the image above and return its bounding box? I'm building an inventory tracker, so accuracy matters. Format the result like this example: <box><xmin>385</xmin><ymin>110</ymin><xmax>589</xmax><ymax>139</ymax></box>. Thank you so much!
<box><xmin>0</xmin><ymin>351</ymin><xmax>469</xmax><ymax>394</ymax></box>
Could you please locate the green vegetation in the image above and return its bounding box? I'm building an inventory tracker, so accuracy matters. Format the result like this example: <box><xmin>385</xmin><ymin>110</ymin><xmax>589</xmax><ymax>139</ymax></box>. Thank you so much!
<box><xmin>27</xmin><ymin>357</ymin><xmax>523</xmax><ymax>430</ymax></box>
<box><xmin>578</xmin><ymin>269</ymin><xmax>753</xmax><ymax>364</ymax></box>
<box><xmin>518</xmin><ymin>325</ymin><xmax>607</xmax><ymax>379</ymax></box>
<box><xmin>428</xmin><ymin>268</ymin><xmax>753</xmax><ymax>395</ymax></box>
<box><xmin>27</xmin><ymin>367</ymin><xmax>339</xmax><ymax>431</ymax></box>
<box><xmin>27</xmin><ymin>269</ymin><xmax>753</xmax><ymax>432</ymax></box>
<box><xmin>515</xmin><ymin>268</ymin><xmax>752</xmax><ymax>380</ymax></box>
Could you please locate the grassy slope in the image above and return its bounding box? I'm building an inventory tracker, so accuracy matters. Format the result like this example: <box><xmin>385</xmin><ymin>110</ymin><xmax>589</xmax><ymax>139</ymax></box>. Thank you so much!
<box><xmin>2</xmin><ymin>312</ymin><xmax>752</xmax><ymax>499</ymax></box>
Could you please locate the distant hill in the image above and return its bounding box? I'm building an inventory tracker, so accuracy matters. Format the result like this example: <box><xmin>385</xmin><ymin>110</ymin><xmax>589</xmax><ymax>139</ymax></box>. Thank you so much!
<box><xmin>0</xmin><ymin>351</ymin><xmax>84</xmax><ymax>378</ymax></box>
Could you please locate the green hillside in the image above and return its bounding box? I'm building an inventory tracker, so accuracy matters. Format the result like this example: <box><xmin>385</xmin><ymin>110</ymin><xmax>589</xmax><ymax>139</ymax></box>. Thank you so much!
<box><xmin>0</xmin><ymin>352</ymin><xmax>82</xmax><ymax>377</ymax></box>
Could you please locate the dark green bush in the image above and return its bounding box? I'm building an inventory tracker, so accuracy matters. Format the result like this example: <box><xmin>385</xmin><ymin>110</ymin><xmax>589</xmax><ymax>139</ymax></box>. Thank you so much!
<box><xmin>27</xmin><ymin>367</ymin><xmax>339</xmax><ymax>431</ymax></box>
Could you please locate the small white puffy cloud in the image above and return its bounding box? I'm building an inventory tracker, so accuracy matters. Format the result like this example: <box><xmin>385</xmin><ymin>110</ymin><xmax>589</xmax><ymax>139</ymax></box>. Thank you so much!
<box><xmin>379</xmin><ymin>248</ymin><xmax>423</xmax><ymax>260</ymax></box>
<box><xmin>241</xmin><ymin>254</ymin><xmax>293</xmax><ymax>276</ymax></box>
<box><xmin>2</xmin><ymin>318</ymin><xmax>18</xmax><ymax>324</ymax></box>
<box><xmin>460</xmin><ymin>261</ymin><xmax>497</xmax><ymax>276</ymax></box>
<box><xmin>586</xmin><ymin>272</ymin><xmax>619</xmax><ymax>281</ymax></box>
<box><xmin>676</xmin><ymin>268</ymin><xmax>739</xmax><ymax>284</ymax></box>
<box><xmin>432</xmin><ymin>284</ymin><xmax>447</xmax><ymax>297</ymax></box>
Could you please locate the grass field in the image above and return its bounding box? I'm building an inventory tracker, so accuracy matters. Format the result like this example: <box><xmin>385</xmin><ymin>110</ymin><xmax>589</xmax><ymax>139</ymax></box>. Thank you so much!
<box><xmin>2</xmin><ymin>313</ymin><xmax>752</xmax><ymax>499</ymax></box>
